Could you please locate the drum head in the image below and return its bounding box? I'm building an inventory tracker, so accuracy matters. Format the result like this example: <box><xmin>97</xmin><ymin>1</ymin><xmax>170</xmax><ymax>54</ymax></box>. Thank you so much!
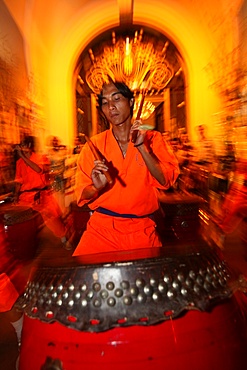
<box><xmin>0</xmin><ymin>205</ymin><xmax>34</xmax><ymax>225</ymax></box>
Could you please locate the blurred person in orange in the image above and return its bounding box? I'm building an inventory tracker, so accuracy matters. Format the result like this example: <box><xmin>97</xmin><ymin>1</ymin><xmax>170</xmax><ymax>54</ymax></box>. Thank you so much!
<box><xmin>216</xmin><ymin>159</ymin><xmax>247</xmax><ymax>235</ymax></box>
<box><xmin>13</xmin><ymin>135</ymin><xmax>72</xmax><ymax>250</ymax></box>
<box><xmin>46</xmin><ymin>136</ymin><xmax>67</xmax><ymax>213</ymax></box>
<box><xmin>176</xmin><ymin>130</ymin><xmax>194</xmax><ymax>169</ymax></box>
<box><xmin>73</xmin><ymin>80</ymin><xmax>179</xmax><ymax>256</ymax></box>
<box><xmin>194</xmin><ymin>124</ymin><xmax>216</xmax><ymax>167</ymax></box>
<box><xmin>0</xmin><ymin>141</ymin><xmax>13</xmax><ymax>195</ymax></box>
<box><xmin>73</xmin><ymin>135</ymin><xmax>84</xmax><ymax>155</ymax></box>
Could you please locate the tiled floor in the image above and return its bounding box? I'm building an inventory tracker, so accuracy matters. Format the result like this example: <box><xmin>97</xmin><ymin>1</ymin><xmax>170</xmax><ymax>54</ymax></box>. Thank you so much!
<box><xmin>0</xmin><ymin>214</ymin><xmax>247</xmax><ymax>370</ymax></box>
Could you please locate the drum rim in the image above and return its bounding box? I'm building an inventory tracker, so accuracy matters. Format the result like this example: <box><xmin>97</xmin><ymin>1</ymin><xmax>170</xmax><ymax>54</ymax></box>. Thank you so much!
<box><xmin>17</xmin><ymin>243</ymin><xmax>235</xmax><ymax>333</ymax></box>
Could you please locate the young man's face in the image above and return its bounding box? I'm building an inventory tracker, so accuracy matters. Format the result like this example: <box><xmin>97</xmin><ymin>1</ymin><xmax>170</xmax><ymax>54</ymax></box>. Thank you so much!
<box><xmin>101</xmin><ymin>83</ymin><xmax>134</xmax><ymax>127</ymax></box>
<box><xmin>20</xmin><ymin>142</ymin><xmax>31</xmax><ymax>154</ymax></box>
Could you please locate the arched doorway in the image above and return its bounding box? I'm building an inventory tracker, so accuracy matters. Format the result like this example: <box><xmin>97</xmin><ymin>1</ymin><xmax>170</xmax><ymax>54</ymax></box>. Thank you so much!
<box><xmin>75</xmin><ymin>25</ymin><xmax>186</xmax><ymax>140</ymax></box>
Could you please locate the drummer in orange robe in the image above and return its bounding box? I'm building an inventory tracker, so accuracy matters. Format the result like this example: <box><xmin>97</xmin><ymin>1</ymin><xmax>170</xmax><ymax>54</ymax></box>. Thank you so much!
<box><xmin>13</xmin><ymin>136</ymin><xmax>72</xmax><ymax>250</ymax></box>
<box><xmin>217</xmin><ymin>159</ymin><xmax>247</xmax><ymax>234</ymax></box>
<box><xmin>73</xmin><ymin>80</ymin><xmax>179</xmax><ymax>256</ymax></box>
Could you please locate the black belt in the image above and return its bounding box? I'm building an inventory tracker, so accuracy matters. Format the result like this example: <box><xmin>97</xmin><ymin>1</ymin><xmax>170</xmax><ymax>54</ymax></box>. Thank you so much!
<box><xmin>96</xmin><ymin>207</ymin><xmax>154</xmax><ymax>219</ymax></box>
<box><xmin>20</xmin><ymin>186</ymin><xmax>50</xmax><ymax>204</ymax></box>
<box><xmin>20</xmin><ymin>186</ymin><xmax>50</xmax><ymax>193</ymax></box>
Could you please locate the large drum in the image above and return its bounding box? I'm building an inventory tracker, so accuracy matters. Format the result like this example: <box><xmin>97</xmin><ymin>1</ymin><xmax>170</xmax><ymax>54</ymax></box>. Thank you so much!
<box><xmin>180</xmin><ymin>164</ymin><xmax>209</xmax><ymax>200</ymax></box>
<box><xmin>0</xmin><ymin>205</ymin><xmax>41</xmax><ymax>260</ymax></box>
<box><xmin>157</xmin><ymin>191</ymin><xmax>204</xmax><ymax>242</ymax></box>
<box><xmin>208</xmin><ymin>173</ymin><xmax>229</xmax><ymax>217</ymax></box>
<box><xmin>17</xmin><ymin>242</ymin><xmax>247</xmax><ymax>370</ymax></box>
<box><xmin>208</xmin><ymin>172</ymin><xmax>228</xmax><ymax>194</ymax></box>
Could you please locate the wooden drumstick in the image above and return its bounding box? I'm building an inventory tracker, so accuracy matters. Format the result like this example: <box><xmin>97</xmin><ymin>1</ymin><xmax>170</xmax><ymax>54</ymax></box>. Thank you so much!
<box><xmin>131</xmin><ymin>91</ymin><xmax>146</xmax><ymax>143</ymax></box>
<box><xmin>83</xmin><ymin>135</ymin><xmax>113</xmax><ymax>184</ymax></box>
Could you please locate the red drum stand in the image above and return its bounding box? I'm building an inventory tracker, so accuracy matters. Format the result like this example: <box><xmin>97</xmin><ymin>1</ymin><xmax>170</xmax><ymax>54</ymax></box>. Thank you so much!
<box><xmin>19</xmin><ymin>295</ymin><xmax>247</xmax><ymax>370</ymax></box>
<box><xmin>17</xmin><ymin>245</ymin><xmax>247</xmax><ymax>370</ymax></box>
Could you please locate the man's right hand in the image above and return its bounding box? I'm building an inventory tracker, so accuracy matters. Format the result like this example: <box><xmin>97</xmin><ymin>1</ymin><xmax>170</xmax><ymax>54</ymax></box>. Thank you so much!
<box><xmin>91</xmin><ymin>159</ymin><xmax>109</xmax><ymax>190</ymax></box>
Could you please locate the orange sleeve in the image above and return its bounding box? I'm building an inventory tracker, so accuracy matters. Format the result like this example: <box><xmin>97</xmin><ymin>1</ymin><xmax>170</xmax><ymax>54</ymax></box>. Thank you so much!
<box><xmin>75</xmin><ymin>143</ymin><xmax>95</xmax><ymax>207</ymax></box>
<box><xmin>14</xmin><ymin>159</ymin><xmax>23</xmax><ymax>185</ymax></box>
<box><xmin>148</xmin><ymin>131</ymin><xmax>179</xmax><ymax>190</ymax></box>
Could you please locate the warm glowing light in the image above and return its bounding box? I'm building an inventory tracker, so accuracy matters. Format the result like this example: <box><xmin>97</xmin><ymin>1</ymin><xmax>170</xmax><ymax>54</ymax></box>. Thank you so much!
<box><xmin>123</xmin><ymin>37</ymin><xmax>133</xmax><ymax>76</ymax></box>
<box><xmin>85</xmin><ymin>30</ymin><xmax>174</xmax><ymax>94</ymax></box>
<box><xmin>133</xmin><ymin>97</ymin><xmax>156</xmax><ymax>120</ymax></box>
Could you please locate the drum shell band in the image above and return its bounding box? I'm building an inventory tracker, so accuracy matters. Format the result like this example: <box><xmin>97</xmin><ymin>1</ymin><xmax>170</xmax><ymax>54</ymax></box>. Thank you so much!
<box><xmin>17</xmin><ymin>243</ymin><xmax>234</xmax><ymax>333</ymax></box>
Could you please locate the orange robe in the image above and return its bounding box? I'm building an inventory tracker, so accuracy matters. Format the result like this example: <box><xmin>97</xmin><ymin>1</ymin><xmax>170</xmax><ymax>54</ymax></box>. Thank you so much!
<box><xmin>219</xmin><ymin>169</ymin><xmax>247</xmax><ymax>234</ymax></box>
<box><xmin>73</xmin><ymin>129</ymin><xmax>179</xmax><ymax>255</ymax></box>
<box><xmin>15</xmin><ymin>153</ymin><xmax>66</xmax><ymax>238</ymax></box>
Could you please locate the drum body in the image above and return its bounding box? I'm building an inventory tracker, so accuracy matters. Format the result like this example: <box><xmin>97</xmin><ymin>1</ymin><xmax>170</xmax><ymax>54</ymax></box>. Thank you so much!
<box><xmin>17</xmin><ymin>244</ymin><xmax>247</xmax><ymax>370</ymax></box>
<box><xmin>19</xmin><ymin>295</ymin><xmax>247</xmax><ymax>370</ymax></box>
<box><xmin>208</xmin><ymin>173</ymin><xmax>228</xmax><ymax>194</ymax></box>
<box><xmin>240</xmin><ymin>218</ymin><xmax>247</xmax><ymax>245</ymax></box>
<box><xmin>208</xmin><ymin>173</ymin><xmax>229</xmax><ymax>217</ymax></box>
<box><xmin>0</xmin><ymin>205</ymin><xmax>40</xmax><ymax>260</ymax></box>
<box><xmin>180</xmin><ymin>164</ymin><xmax>209</xmax><ymax>200</ymax></box>
<box><xmin>157</xmin><ymin>192</ymin><xmax>203</xmax><ymax>242</ymax></box>
<box><xmin>195</xmin><ymin>166</ymin><xmax>210</xmax><ymax>200</ymax></box>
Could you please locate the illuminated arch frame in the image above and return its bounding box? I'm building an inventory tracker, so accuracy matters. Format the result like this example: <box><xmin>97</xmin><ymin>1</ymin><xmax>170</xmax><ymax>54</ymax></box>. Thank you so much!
<box><xmin>46</xmin><ymin>0</ymin><xmax>221</xmax><ymax>145</ymax></box>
